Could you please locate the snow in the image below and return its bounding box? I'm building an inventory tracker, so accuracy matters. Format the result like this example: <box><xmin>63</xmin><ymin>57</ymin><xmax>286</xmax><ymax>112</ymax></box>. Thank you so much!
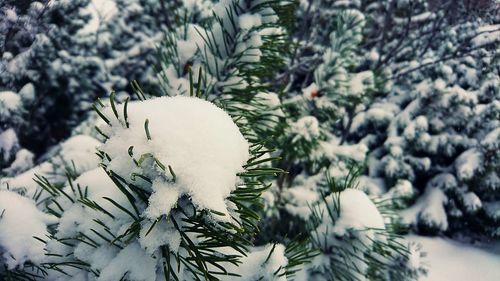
<box><xmin>321</xmin><ymin>142</ymin><xmax>368</xmax><ymax>162</ymax></box>
<box><xmin>482</xmin><ymin>127</ymin><xmax>500</xmax><ymax>150</ymax></box>
<box><xmin>312</xmin><ymin>188</ymin><xmax>385</xmax><ymax>249</ymax></box>
<box><xmin>2</xmin><ymin>149</ymin><xmax>34</xmax><ymax>175</ymax></box>
<box><xmin>80</xmin><ymin>0</ymin><xmax>118</xmax><ymax>34</ymax></box>
<box><xmin>327</xmin><ymin>189</ymin><xmax>385</xmax><ymax>236</ymax></box>
<box><xmin>218</xmin><ymin>244</ymin><xmax>288</xmax><ymax>281</ymax></box>
<box><xmin>401</xmin><ymin>186</ymin><xmax>448</xmax><ymax>231</ymax></box>
<box><xmin>97</xmin><ymin>243</ymin><xmax>157</xmax><ymax>281</ymax></box>
<box><xmin>0</xmin><ymin>128</ymin><xmax>18</xmax><ymax>161</ymax></box>
<box><xmin>455</xmin><ymin>148</ymin><xmax>482</xmax><ymax>181</ymax></box>
<box><xmin>255</xmin><ymin>92</ymin><xmax>285</xmax><ymax>117</ymax></box>
<box><xmin>471</xmin><ymin>24</ymin><xmax>500</xmax><ymax>47</ymax></box>
<box><xmin>239</xmin><ymin>13</ymin><xmax>262</xmax><ymax>30</ymax></box>
<box><xmin>407</xmin><ymin>235</ymin><xmax>500</xmax><ymax>281</ymax></box>
<box><xmin>19</xmin><ymin>83</ymin><xmax>36</xmax><ymax>102</ymax></box>
<box><xmin>0</xmin><ymin>135</ymin><xmax>100</xmax><ymax>199</ymax></box>
<box><xmin>0</xmin><ymin>91</ymin><xmax>21</xmax><ymax>111</ymax></box>
<box><xmin>350</xmin><ymin>70</ymin><xmax>374</xmax><ymax>96</ymax></box>
<box><xmin>284</xmin><ymin>186</ymin><xmax>320</xmax><ymax>219</ymax></box>
<box><xmin>462</xmin><ymin>192</ymin><xmax>482</xmax><ymax>212</ymax></box>
<box><xmin>100</xmin><ymin>96</ymin><xmax>249</xmax><ymax>219</ymax></box>
<box><xmin>0</xmin><ymin>190</ymin><xmax>57</xmax><ymax>269</ymax></box>
<box><xmin>309</xmin><ymin>188</ymin><xmax>386</xmax><ymax>280</ymax></box>
<box><xmin>290</xmin><ymin>116</ymin><xmax>320</xmax><ymax>143</ymax></box>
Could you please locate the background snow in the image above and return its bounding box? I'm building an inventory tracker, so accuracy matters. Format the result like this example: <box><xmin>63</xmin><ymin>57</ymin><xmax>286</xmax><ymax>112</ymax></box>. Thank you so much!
<box><xmin>407</xmin><ymin>235</ymin><xmax>500</xmax><ymax>281</ymax></box>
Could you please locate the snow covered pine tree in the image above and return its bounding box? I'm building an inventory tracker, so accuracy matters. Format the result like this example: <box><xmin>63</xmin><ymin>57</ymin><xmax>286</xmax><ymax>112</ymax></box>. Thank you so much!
<box><xmin>0</xmin><ymin>0</ymin><xmax>432</xmax><ymax>280</ymax></box>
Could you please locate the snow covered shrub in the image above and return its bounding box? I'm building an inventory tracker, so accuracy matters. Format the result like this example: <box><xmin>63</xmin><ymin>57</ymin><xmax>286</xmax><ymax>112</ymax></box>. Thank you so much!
<box><xmin>25</xmin><ymin>95</ymin><xmax>295</xmax><ymax>280</ymax></box>
<box><xmin>0</xmin><ymin>0</ymin><xmax>109</xmax><ymax>169</ymax></box>
<box><xmin>348</xmin><ymin>12</ymin><xmax>500</xmax><ymax>237</ymax></box>
<box><xmin>256</xmin><ymin>6</ymin><xmax>425</xmax><ymax>281</ymax></box>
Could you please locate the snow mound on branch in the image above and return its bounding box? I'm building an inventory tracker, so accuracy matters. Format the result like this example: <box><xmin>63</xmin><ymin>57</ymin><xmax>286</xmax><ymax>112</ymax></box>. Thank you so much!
<box><xmin>0</xmin><ymin>128</ymin><xmax>19</xmax><ymax>162</ymax></box>
<box><xmin>101</xmin><ymin>96</ymin><xmax>249</xmax><ymax>219</ymax></box>
<box><xmin>0</xmin><ymin>190</ymin><xmax>57</xmax><ymax>269</ymax></box>
<box><xmin>329</xmin><ymin>188</ymin><xmax>385</xmax><ymax>236</ymax></box>
<box><xmin>402</xmin><ymin>185</ymin><xmax>449</xmax><ymax>231</ymax></box>
<box><xmin>1</xmin><ymin>135</ymin><xmax>100</xmax><ymax>199</ymax></box>
<box><xmin>0</xmin><ymin>91</ymin><xmax>21</xmax><ymax>112</ymax></box>
<box><xmin>290</xmin><ymin>116</ymin><xmax>320</xmax><ymax>143</ymax></box>
<box><xmin>314</xmin><ymin>189</ymin><xmax>385</xmax><ymax>245</ymax></box>
<box><xmin>217</xmin><ymin>244</ymin><xmax>288</xmax><ymax>281</ymax></box>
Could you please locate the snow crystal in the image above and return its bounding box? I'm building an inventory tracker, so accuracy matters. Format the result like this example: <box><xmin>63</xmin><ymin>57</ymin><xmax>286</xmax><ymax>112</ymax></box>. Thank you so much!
<box><xmin>0</xmin><ymin>190</ymin><xmax>57</xmax><ymax>269</ymax></box>
<box><xmin>101</xmin><ymin>96</ymin><xmax>249</xmax><ymax>219</ymax></box>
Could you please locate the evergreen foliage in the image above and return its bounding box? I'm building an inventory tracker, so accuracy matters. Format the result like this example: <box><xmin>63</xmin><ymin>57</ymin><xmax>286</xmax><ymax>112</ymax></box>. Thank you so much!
<box><xmin>0</xmin><ymin>0</ymin><xmax>498</xmax><ymax>280</ymax></box>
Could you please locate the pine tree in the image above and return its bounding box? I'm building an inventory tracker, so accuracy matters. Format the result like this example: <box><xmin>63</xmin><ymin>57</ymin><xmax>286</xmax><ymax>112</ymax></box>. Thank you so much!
<box><xmin>346</xmin><ymin>1</ymin><xmax>500</xmax><ymax>238</ymax></box>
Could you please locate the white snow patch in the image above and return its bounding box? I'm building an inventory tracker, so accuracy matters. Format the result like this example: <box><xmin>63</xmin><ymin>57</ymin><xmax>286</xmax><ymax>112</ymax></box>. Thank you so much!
<box><xmin>472</xmin><ymin>24</ymin><xmax>500</xmax><ymax>47</ymax></box>
<box><xmin>407</xmin><ymin>235</ymin><xmax>500</xmax><ymax>281</ymax></box>
<box><xmin>0</xmin><ymin>190</ymin><xmax>57</xmax><ymax>269</ymax></box>
<box><xmin>0</xmin><ymin>91</ymin><xmax>21</xmax><ymax>111</ymax></box>
<box><xmin>97</xmin><ymin>243</ymin><xmax>157</xmax><ymax>281</ymax></box>
<box><xmin>80</xmin><ymin>0</ymin><xmax>118</xmax><ymax>34</ymax></box>
<box><xmin>455</xmin><ymin>148</ymin><xmax>482</xmax><ymax>181</ymax></box>
<box><xmin>290</xmin><ymin>116</ymin><xmax>320</xmax><ymax>143</ymax></box>
<box><xmin>401</xmin><ymin>186</ymin><xmax>448</xmax><ymax>231</ymax></box>
<box><xmin>218</xmin><ymin>244</ymin><xmax>288</xmax><ymax>281</ymax></box>
<box><xmin>0</xmin><ymin>128</ymin><xmax>19</xmax><ymax>161</ymax></box>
